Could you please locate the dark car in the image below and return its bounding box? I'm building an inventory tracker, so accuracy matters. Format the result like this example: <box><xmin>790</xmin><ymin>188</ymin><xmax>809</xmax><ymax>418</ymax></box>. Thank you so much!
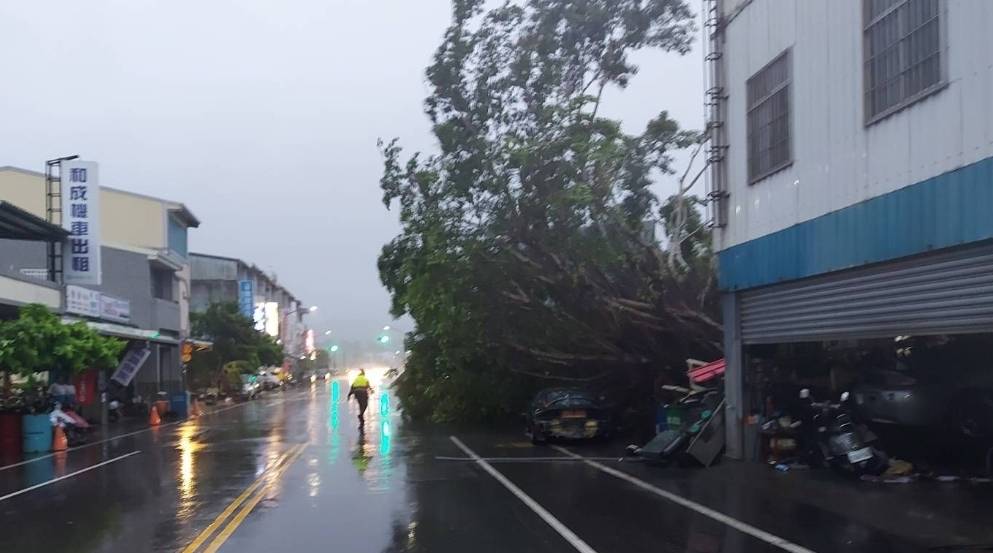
<box><xmin>525</xmin><ymin>388</ymin><xmax>611</xmax><ymax>444</ymax></box>
<box><xmin>852</xmin><ymin>335</ymin><xmax>993</xmax><ymax>437</ymax></box>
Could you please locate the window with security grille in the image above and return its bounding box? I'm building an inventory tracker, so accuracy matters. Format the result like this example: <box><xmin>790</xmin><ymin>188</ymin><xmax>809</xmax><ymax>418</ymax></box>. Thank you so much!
<box><xmin>747</xmin><ymin>50</ymin><xmax>792</xmax><ymax>183</ymax></box>
<box><xmin>864</xmin><ymin>0</ymin><xmax>943</xmax><ymax>123</ymax></box>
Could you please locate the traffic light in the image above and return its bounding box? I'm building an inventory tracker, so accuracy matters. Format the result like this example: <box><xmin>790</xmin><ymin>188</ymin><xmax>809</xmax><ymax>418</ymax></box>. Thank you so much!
<box><xmin>377</xmin><ymin>335</ymin><xmax>390</xmax><ymax>344</ymax></box>
<box><xmin>329</xmin><ymin>344</ymin><xmax>339</xmax><ymax>352</ymax></box>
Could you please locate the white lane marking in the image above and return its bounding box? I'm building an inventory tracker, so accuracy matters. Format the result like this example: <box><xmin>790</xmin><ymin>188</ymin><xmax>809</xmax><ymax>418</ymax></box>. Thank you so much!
<box><xmin>450</xmin><ymin>436</ymin><xmax>599</xmax><ymax>553</ymax></box>
<box><xmin>551</xmin><ymin>446</ymin><xmax>816</xmax><ymax>553</ymax></box>
<box><xmin>0</xmin><ymin>450</ymin><xmax>142</xmax><ymax>502</ymax></box>
<box><xmin>435</xmin><ymin>456</ymin><xmax>630</xmax><ymax>463</ymax></box>
<box><xmin>0</xmin><ymin>392</ymin><xmax>308</xmax><ymax>472</ymax></box>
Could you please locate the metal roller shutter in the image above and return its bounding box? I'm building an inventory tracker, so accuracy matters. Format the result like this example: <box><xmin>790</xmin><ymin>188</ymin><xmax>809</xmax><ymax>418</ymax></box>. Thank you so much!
<box><xmin>740</xmin><ymin>243</ymin><xmax>993</xmax><ymax>344</ymax></box>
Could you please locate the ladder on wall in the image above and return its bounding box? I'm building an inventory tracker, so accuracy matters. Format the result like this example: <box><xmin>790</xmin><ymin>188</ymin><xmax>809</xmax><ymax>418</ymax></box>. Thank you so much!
<box><xmin>45</xmin><ymin>157</ymin><xmax>68</xmax><ymax>283</ymax></box>
<box><xmin>703</xmin><ymin>0</ymin><xmax>729</xmax><ymax>228</ymax></box>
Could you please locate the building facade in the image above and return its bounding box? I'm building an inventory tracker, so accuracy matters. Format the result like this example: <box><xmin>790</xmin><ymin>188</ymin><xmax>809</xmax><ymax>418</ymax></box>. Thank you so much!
<box><xmin>190</xmin><ymin>253</ymin><xmax>310</xmax><ymax>361</ymax></box>
<box><xmin>0</xmin><ymin>165</ymin><xmax>200</xmax><ymax>397</ymax></box>
<box><xmin>708</xmin><ymin>0</ymin><xmax>993</xmax><ymax>457</ymax></box>
<box><xmin>0</xmin><ymin>201</ymin><xmax>66</xmax><ymax>316</ymax></box>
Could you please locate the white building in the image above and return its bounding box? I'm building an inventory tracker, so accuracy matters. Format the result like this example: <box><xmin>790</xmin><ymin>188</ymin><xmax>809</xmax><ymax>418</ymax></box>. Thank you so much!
<box><xmin>707</xmin><ymin>0</ymin><xmax>993</xmax><ymax>457</ymax></box>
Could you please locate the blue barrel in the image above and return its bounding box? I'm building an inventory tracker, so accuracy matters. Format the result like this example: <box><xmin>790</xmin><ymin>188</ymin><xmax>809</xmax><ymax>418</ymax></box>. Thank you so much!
<box><xmin>22</xmin><ymin>414</ymin><xmax>52</xmax><ymax>454</ymax></box>
<box><xmin>170</xmin><ymin>392</ymin><xmax>189</xmax><ymax>419</ymax></box>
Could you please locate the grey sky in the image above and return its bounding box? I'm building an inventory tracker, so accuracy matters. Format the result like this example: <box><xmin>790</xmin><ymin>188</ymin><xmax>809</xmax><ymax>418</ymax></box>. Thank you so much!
<box><xmin>0</xmin><ymin>0</ymin><xmax>704</xmax><ymax>342</ymax></box>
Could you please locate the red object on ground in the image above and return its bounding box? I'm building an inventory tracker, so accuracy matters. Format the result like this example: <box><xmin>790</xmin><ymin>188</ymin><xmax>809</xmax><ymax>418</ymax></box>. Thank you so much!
<box><xmin>689</xmin><ymin>358</ymin><xmax>726</xmax><ymax>384</ymax></box>
<box><xmin>149</xmin><ymin>404</ymin><xmax>161</xmax><ymax>426</ymax></box>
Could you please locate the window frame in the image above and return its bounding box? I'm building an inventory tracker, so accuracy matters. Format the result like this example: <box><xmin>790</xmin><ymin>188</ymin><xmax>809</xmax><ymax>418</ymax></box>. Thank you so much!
<box><xmin>746</xmin><ymin>48</ymin><xmax>794</xmax><ymax>185</ymax></box>
<box><xmin>862</xmin><ymin>0</ymin><xmax>948</xmax><ymax>126</ymax></box>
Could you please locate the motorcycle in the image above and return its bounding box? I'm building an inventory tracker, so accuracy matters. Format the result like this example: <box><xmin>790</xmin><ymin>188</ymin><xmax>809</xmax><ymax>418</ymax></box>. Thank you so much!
<box><xmin>800</xmin><ymin>389</ymin><xmax>887</xmax><ymax>476</ymax></box>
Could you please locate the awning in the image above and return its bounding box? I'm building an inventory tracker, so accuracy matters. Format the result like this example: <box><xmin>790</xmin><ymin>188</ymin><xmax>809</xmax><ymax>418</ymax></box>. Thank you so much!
<box><xmin>148</xmin><ymin>249</ymin><xmax>184</xmax><ymax>271</ymax></box>
<box><xmin>62</xmin><ymin>317</ymin><xmax>179</xmax><ymax>345</ymax></box>
<box><xmin>688</xmin><ymin>358</ymin><xmax>726</xmax><ymax>384</ymax></box>
<box><xmin>186</xmin><ymin>338</ymin><xmax>213</xmax><ymax>350</ymax></box>
<box><xmin>0</xmin><ymin>201</ymin><xmax>68</xmax><ymax>241</ymax></box>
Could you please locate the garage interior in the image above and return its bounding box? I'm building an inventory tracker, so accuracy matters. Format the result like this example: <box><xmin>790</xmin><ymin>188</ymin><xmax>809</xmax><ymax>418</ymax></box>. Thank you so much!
<box><xmin>730</xmin><ymin>243</ymin><xmax>993</xmax><ymax>475</ymax></box>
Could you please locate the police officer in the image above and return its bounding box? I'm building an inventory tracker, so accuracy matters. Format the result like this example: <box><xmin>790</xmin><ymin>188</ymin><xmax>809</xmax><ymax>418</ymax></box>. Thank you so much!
<box><xmin>348</xmin><ymin>369</ymin><xmax>374</xmax><ymax>425</ymax></box>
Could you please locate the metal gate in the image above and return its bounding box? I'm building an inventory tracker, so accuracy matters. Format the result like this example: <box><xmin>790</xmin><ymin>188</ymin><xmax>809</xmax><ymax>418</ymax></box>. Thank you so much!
<box><xmin>739</xmin><ymin>243</ymin><xmax>993</xmax><ymax>344</ymax></box>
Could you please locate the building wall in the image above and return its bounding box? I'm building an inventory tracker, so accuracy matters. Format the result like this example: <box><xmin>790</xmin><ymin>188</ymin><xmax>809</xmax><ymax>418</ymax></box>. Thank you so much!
<box><xmin>190</xmin><ymin>280</ymin><xmax>239</xmax><ymax>312</ymax></box>
<box><xmin>0</xmin><ymin>239</ymin><xmax>46</xmax><ymax>275</ymax></box>
<box><xmin>0</xmin><ymin>168</ymin><xmax>170</xmax><ymax>251</ymax></box>
<box><xmin>0</xmin><ymin>273</ymin><xmax>60</xmax><ymax>309</ymax></box>
<box><xmin>717</xmin><ymin>0</ymin><xmax>993</xmax><ymax>252</ymax></box>
<box><xmin>0</xmin><ymin>168</ymin><xmax>47</xmax><ymax>216</ymax></box>
<box><xmin>88</xmin><ymin>245</ymin><xmax>181</xmax><ymax>334</ymax></box>
<box><xmin>101</xmin><ymin>189</ymin><xmax>166</xmax><ymax>250</ymax></box>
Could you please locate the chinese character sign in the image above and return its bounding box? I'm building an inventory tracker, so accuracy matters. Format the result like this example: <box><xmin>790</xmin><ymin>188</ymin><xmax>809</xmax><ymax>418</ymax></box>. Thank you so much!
<box><xmin>238</xmin><ymin>280</ymin><xmax>254</xmax><ymax>319</ymax></box>
<box><xmin>61</xmin><ymin>160</ymin><xmax>102</xmax><ymax>285</ymax></box>
<box><xmin>111</xmin><ymin>346</ymin><xmax>151</xmax><ymax>387</ymax></box>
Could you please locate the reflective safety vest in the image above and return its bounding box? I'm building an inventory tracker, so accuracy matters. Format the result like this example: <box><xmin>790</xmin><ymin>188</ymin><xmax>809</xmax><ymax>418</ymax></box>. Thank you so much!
<box><xmin>352</xmin><ymin>374</ymin><xmax>370</xmax><ymax>389</ymax></box>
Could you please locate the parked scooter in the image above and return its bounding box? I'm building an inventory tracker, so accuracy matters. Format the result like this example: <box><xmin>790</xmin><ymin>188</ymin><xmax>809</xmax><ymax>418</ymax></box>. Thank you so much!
<box><xmin>799</xmin><ymin>389</ymin><xmax>887</xmax><ymax>476</ymax></box>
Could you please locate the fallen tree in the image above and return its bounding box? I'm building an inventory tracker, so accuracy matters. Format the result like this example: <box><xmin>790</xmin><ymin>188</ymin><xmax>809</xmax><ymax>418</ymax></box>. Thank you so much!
<box><xmin>379</xmin><ymin>0</ymin><xmax>721</xmax><ymax>423</ymax></box>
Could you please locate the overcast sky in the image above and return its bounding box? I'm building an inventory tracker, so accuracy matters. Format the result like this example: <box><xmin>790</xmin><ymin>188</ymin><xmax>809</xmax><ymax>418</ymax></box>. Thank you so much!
<box><xmin>0</xmin><ymin>0</ymin><xmax>704</xmax><ymax>342</ymax></box>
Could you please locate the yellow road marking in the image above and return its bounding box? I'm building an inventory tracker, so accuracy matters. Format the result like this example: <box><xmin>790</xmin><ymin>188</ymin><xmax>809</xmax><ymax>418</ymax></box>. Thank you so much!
<box><xmin>201</xmin><ymin>444</ymin><xmax>307</xmax><ymax>553</ymax></box>
<box><xmin>180</xmin><ymin>444</ymin><xmax>305</xmax><ymax>553</ymax></box>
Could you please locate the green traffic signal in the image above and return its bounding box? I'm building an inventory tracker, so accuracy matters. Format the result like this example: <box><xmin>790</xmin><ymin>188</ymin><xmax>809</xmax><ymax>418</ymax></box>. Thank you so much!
<box><xmin>378</xmin><ymin>335</ymin><xmax>390</xmax><ymax>344</ymax></box>
<box><xmin>328</xmin><ymin>344</ymin><xmax>339</xmax><ymax>352</ymax></box>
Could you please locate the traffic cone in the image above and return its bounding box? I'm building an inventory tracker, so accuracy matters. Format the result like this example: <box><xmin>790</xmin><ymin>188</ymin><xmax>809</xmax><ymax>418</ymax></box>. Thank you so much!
<box><xmin>190</xmin><ymin>397</ymin><xmax>202</xmax><ymax>418</ymax></box>
<box><xmin>52</xmin><ymin>425</ymin><xmax>68</xmax><ymax>451</ymax></box>
<box><xmin>149</xmin><ymin>404</ymin><xmax>161</xmax><ymax>426</ymax></box>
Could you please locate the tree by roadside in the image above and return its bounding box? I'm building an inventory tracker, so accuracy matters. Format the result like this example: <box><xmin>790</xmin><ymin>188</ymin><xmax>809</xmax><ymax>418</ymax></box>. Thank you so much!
<box><xmin>189</xmin><ymin>302</ymin><xmax>285</xmax><ymax>391</ymax></box>
<box><xmin>379</xmin><ymin>0</ymin><xmax>721</xmax><ymax>423</ymax></box>
<box><xmin>0</xmin><ymin>304</ymin><xmax>125</xmax><ymax>395</ymax></box>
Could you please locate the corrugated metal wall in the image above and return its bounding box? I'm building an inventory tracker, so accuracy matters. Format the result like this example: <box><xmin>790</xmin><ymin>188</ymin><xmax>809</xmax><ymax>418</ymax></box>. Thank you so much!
<box><xmin>718</xmin><ymin>0</ymin><xmax>993</xmax><ymax>252</ymax></box>
<box><xmin>718</xmin><ymin>155</ymin><xmax>993</xmax><ymax>291</ymax></box>
<box><xmin>740</xmin><ymin>242</ymin><xmax>993</xmax><ymax>344</ymax></box>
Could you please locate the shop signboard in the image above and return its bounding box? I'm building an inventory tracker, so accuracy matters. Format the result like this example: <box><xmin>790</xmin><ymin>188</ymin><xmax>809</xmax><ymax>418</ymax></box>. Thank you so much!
<box><xmin>238</xmin><ymin>279</ymin><xmax>254</xmax><ymax>318</ymax></box>
<box><xmin>66</xmin><ymin>285</ymin><xmax>130</xmax><ymax>324</ymax></box>
<box><xmin>100</xmin><ymin>294</ymin><xmax>131</xmax><ymax>324</ymax></box>
<box><xmin>65</xmin><ymin>285</ymin><xmax>101</xmax><ymax>318</ymax></box>
<box><xmin>61</xmin><ymin>160</ymin><xmax>102</xmax><ymax>285</ymax></box>
<box><xmin>111</xmin><ymin>346</ymin><xmax>151</xmax><ymax>387</ymax></box>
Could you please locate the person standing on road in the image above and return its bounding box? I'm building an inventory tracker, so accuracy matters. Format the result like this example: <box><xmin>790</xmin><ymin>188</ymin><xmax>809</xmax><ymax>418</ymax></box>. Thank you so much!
<box><xmin>348</xmin><ymin>369</ymin><xmax>374</xmax><ymax>425</ymax></box>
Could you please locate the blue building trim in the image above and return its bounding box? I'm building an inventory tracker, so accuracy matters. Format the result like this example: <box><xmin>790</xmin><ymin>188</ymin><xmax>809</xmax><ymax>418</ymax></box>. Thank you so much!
<box><xmin>718</xmin><ymin>155</ymin><xmax>993</xmax><ymax>291</ymax></box>
<box><xmin>167</xmin><ymin>214</ymin><xmax>189</xmax><ymax>259</ymax></box>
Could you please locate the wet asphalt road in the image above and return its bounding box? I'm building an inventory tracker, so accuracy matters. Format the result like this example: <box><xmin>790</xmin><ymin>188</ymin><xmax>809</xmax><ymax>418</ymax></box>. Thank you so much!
<box><xmin>1</xmin><ymin>379</ymin><xmax>991</xmax><ymax>553</ymax></box>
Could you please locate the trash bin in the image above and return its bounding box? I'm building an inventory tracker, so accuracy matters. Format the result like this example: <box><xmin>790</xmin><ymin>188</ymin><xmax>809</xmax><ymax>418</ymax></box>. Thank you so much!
<box><xmin>170</xmin><ymin>392</ymin><xmax>189</xmax><ymax>419</ymax></box>
<box><xmin>22</xmin><ymin>414</ymin><xmax>52</xmax><ymax>454</ymax></box>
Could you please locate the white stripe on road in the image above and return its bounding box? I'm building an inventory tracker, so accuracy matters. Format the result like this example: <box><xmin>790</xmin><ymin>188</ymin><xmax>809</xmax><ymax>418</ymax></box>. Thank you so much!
<box><xmin>0</xmin><ymin>392</ymin><xmax>307</xmax><ymax>472</ymax></box>
<box><xmin>435</xmin><ymin>455</ymin><xmax>632</xmax><ymax>463</ymax></box>
<box><xmin>551</xmin><ymin>445</ymin><xmax>816</xmax><ymax>553</ymax></box>
<box><xmin>0</xmin><ymin>450</ymin><xmax>142</xmax><ymax>502</ymax></box>
<box><xmin>449</xmin><ymin>436</ymin><xmax>600</xmax><ymax>553</ymax></box>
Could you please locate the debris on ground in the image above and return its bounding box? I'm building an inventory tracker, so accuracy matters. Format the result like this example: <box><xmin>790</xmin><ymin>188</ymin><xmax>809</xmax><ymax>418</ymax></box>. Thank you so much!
<box><xmin>884</xmin><ymin>458</ymin><xmax>914</xmax><ymax>477</ymax></box>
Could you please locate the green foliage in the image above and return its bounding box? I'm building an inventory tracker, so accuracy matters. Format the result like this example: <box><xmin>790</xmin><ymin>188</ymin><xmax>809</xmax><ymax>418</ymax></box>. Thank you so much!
<box><xmin>0</xmin><ymin>304</ymin><xmax>124</xmax><ymax>378</ymax></box>
<box><xmin>379</xmin><ymin>0</ymin><xmax>721</xmax><ymax>422</ymax></box>
<box><xmin>189</xmin><ymin>302</ymin><xmax>286</xmax><ymax>387</ymax></box>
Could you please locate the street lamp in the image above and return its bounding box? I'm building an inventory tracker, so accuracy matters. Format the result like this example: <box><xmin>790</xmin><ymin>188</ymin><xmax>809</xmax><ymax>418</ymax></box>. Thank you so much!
<box><xmin>383</xmin><ymin>325</ymin><xmax>390</xmax><ymax>331</ymax></box>
<box><xmin>324</xmin><ymin>330</ymin><xmax>333</xmax><ymax>336</ymax></box>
